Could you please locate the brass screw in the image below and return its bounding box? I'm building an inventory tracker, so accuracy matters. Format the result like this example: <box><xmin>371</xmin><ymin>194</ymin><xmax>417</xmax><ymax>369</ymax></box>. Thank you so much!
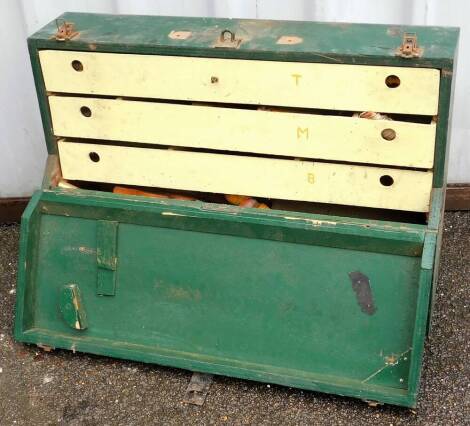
<box><xmin>211</xmin><ymin>76</ymin><xmax>219</xmax><ymax>84</ymax></box>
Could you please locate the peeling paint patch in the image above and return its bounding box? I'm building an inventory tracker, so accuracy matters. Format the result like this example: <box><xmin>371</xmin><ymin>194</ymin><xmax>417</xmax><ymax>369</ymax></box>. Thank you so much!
<box><xmin>387</xmin><ymin>26</ymin><xmax>401</xmax><ymax>37</ymax></box>
<box><xmin>442</xmin><ymin>69</ymin><xmax>453</xmax><ymax>77</ymax></box>
<box><xmin>79</xmin><ymin>246</ymin><xmax>96</xmax><ymax>255</ymax></box>
<box><xmin>168</xmin><ymin>30</ymin><xmax>192</xmax><ymax>40</ymax></box>
<box><xmin>277</xmin><ymin>35</ymin><xmax>303</xmax><ymax>45</ymax></box>
<box><xmin>283</xmin><ymin>216</ymin><xmax>337</xmax><ymax>226</ymax></box>
<box><xmin>62</xmin><ymin>246</ymin><xmax>96</xmax><ymax>255</ymax></box>
<box><xmin>155</xmin><ymin>281</ymin><xmax>202</xmax><ymax>302</ymax></box>
<box><xmin>161</xmin><ymin>211</ymin><xmax>186</xmax><ymax>217</ymax></box>
<box><xmin>362</xmin><ymin>348</ymin><xmax>411</xmax><ymax>383</ymax></box>
<box><xmin>348</xmin><ymin>271</ymin><xmax>376</xmax><ymax>315</ymax></box>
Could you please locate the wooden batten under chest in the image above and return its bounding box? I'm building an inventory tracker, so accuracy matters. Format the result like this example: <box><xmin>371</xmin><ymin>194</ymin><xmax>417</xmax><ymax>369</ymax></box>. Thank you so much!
<box><xmin>15</xmin><ymin>13</ymin><xmax>459</xmax><ymax>408</ymax></box>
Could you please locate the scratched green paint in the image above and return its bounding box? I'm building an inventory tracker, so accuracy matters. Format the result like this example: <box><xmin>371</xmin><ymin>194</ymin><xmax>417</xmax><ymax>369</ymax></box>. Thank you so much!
<box><xmin>16</xmin><ymin>189</ymin><xmax>437</xmax><ymax>407</ymax></box>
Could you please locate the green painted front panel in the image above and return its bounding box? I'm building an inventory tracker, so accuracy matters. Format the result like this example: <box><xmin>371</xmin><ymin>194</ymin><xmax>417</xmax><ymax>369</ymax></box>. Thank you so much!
<box><xmin>28</xmin><ymin>210</ymin><xmax>418</xmax><ymax>392</ymax></box>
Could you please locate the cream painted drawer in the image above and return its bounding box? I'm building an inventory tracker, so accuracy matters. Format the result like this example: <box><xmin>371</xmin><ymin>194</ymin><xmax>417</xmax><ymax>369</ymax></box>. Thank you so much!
<box><xmin>58</xmin><ymin>141</ymin><xmax>433</xmax><ymax>212</ymax></box>
<box><xmin>50</xmin><ymin>96</ymin><xmax>436</xmax><ymax>168</ymax></box>
<box><xmin>40</xmin><ymin>50</ymin><xmax>440</xmax><ymax>115</ymax></box>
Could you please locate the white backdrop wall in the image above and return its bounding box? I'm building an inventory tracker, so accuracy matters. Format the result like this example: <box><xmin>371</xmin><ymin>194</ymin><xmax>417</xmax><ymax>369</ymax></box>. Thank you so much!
<box><xmin>1</xmin><ymin>0</ymin><xmax>468</xmax><ymax>197</ymax></box>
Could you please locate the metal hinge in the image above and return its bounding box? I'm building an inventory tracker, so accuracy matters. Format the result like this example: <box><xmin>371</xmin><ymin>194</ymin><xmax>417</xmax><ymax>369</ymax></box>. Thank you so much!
<box><xmin>396</xmin><ymin>32</ymin><xmax>422</xmax><ymax>58</ymax></box>
<box><xmin>37</xmin><ymin>343</ymin><xmax>54</xmax><ymax>352</ymax></box>
<box><xmin>183</xmin><ymin>372</ymin><xmax>214</xmax><ymax>406</ymax></box>
<box><xmin>54</xmin><ymin>19</ymin><xmax>78</xmax><ymax>41</ymax></box>
<box><xmin>214</xmin><ymin>29</ymin><xmax>242</xmax><ymax>49</ymax></box>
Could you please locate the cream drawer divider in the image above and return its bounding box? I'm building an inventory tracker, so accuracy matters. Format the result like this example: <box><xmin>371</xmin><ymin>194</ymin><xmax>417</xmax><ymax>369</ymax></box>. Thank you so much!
<box><xmin>50</xmin><ymin>96</ymin><xmax>436</xmax><ymax>168</ymax></box>
<box><xmin>58</xmin><ymin>141</ymin><xmax>433</xmax><ymax>212</ymax></box>
<box><xmin>40</xmin><ymin>50</ymin><xmax>440</xmax><ymax>115</ymax></box>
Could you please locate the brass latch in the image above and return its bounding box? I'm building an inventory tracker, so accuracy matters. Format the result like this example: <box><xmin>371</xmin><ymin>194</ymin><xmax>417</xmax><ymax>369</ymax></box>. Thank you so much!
<box><xmin>396</xmin><ymin>33</ymin><xmax>422</xmax><ymax>58</ymax></box>
<box><xmin>214</xmin><ymin>29</ymin><xmax>242</xmax><ymax>49</ymax></box>
<box><xmin>54</xmin><ymin>19</ymin><xmax>78</xmax><ymax>41</ymax></box>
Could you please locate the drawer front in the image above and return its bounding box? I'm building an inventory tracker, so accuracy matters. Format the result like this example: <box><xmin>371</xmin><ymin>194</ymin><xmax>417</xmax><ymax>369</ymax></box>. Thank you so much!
<box><xmin>58</xmin><ymin>141</ymin><xmax>433</xmax><ymax>212</ymax></box>
<box><xmin>50</xmin><ymin>96</ymin><xmax>436</xmax><ymax>168</ymax></box>
<box><xmin>40</xmin><ymin>50</ymin><xmax>440</xmax><ymax>115</ymax></box>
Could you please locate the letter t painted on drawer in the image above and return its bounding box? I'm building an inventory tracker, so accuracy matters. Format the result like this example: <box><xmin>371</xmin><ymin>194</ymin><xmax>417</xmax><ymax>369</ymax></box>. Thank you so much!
<box><xmin>96</xmin><ymin>220</ymin><xmax>119</xmax><ymax>296</ymax></box>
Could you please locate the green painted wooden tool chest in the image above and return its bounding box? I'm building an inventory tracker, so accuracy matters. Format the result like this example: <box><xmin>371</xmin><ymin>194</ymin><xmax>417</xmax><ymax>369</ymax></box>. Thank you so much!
<box><xmin>15</xmin><ymin>13</ymin><xmax>459</xmax><ymax>407</ymax></box>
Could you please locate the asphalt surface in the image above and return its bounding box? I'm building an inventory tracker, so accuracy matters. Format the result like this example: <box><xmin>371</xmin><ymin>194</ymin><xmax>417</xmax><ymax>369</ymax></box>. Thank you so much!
<box><xmin>0</xmin><ymin>212</ymin><xmax>469</xmax><ymax>425</ymax></box>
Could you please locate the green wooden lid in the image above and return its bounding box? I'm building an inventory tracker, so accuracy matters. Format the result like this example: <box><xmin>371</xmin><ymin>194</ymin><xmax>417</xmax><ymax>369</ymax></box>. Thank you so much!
<box><xmin>30</xmin><ymin>12</ymin><xmax>459</xmax><ymax>67</ymax></box>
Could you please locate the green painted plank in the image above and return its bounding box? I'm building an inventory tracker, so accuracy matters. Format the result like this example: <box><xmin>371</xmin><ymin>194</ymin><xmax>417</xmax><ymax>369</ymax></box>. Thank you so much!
<box><xmin>39</xmin><ymin>189</ymin><xmax>425</xmax><ymax>256</ymax></box>
<box><xmin>96</xmin><ymin>220</ymin><xmax>119</xmax><ymax>296</ymax></box>
<box><xmin>18</xmin><ymin>328</ymin><xmax>413</xmax><ymax>407</ymax></box>
<box><xmin>407</xmin><ymin>265</ymin><xmax>433</xmax><ymax>403</ymax></box>
<box><xmin>428</xmin><ymin>187</ymin><xmax>445</xmax><ymax>231</ymax></box>
<box><xmin>14</xmin><ymin>192</ymin><xmax>42</xmax><ymax>336</ymax></box>
<box><xmin>433</xmin><ymin>69</ymin><xmax>456</xmax><ymax>187</ymax></box>
<box><xmin>30</xmin><ymin>12</ymin><xmax>459</xmax><ymax>65</ymax></box>
<box><xmin>421</xmin><ymin>231</ymin><xmax>437</xmax><ymax>271</ymax></box>
<box><xmin>426</xmin><ymin>187</ymin><xmax>445</xmax><ymax>335</ymax></box>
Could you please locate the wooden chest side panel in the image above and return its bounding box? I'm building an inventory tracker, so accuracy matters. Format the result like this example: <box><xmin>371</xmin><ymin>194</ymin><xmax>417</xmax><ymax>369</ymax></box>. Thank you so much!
<box><xmin>49</xmin><ymin>96</ymin><xmax>436</xmax><ymax>168</ymax></box>
<box><xmin>40</xmin><ymin>50</ymin><xmax>440</xmax><ymax>115</ymax></box>
<box><xmin>58</xmin><ymin>141</ymin><xmax>433</xmax><ymax>212</ymax></box>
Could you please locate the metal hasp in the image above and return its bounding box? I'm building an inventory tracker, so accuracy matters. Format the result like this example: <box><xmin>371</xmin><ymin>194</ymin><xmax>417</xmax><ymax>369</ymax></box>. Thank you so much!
<box><xmin>183</xmin><ymin>372</ymin><xmax>214</xmax><ymax>406</ymax></box>
<box><xmin>396</xmin><ymin>33</ymin><xmax>422</xmax><ymax>58</ymax></box>
<box><xmin>54</xmin><ymin>19</ymin><xmax>78</xmax><ymax>41</ymax></box>
<box><xmin>214</xmin><ymin>29</ymin><xmax>241</xmax><ymax>49</ymax></box>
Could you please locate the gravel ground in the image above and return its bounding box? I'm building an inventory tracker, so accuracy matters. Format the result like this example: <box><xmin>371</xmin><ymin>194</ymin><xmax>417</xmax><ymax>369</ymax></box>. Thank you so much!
<box><xmin>0</xmin><ymin>212</ymin><xmax>468</xmax><ymax>425</ymax></box>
